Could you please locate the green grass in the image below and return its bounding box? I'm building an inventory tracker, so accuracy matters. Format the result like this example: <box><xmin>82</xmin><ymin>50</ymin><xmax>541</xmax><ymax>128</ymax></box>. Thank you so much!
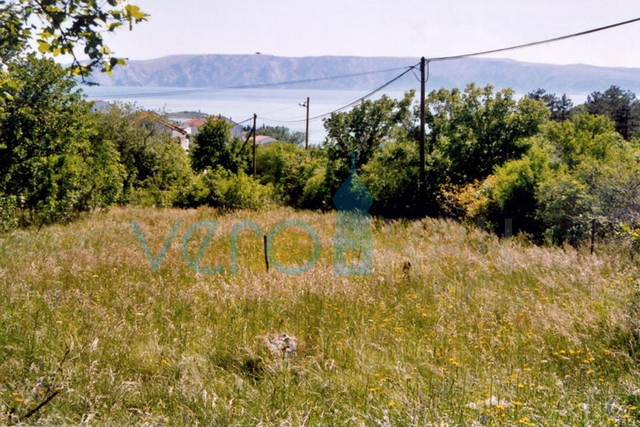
<box><xmin>1</xmin><ymin>207</ymin><xmax>639</xmax><ymax>425</ymax></box>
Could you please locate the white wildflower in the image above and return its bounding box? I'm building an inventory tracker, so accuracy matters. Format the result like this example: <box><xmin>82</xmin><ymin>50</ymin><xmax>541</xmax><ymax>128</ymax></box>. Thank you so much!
<box><xmin>466</xmin><ymin>396</ymin><xmax>512</xmax><ymax>409</ymax></box>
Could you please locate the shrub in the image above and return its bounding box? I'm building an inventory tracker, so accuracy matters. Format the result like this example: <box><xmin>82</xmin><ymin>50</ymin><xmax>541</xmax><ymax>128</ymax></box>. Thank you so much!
<box><xmin>361</xmin><ymin>139</ymin><xmax>419</xmax><ymax>217</ymax></box>
<box><xmin>255</xmin><ymin>142</ymin><xmax>319</xmax><ymax>207</ymax></box>
<box><xmin>299</xmin><ymin>167</ymin><xmax>330</xmax><ymax>210</ymax></box>
<box><xmin>173</xmin><ymin>175</ymin><xmax>210</xmax><ymax>209</ymax></box>
<box><xmin>175</xmin><ymin>168</ymin><xmax>272</xmax><ymax>211</ymax></box>
<box><xmin>0</xmin><ymin>195</ymin><xmax>18</xmax><ymax>233</ymax></box>
<box><xmin>537</xmin><ymin>170</ymin><xmax>594</xmax><ymax>245</ymax></box>
<box><xmin>457</xmin><ymin>145</ymin><xmax>549</xmax><ymax>237</ymax></box>
<box><xmin>208</xmin><ymin>170</ymin><xmax>273</xmax><ymax>211</ymax></box>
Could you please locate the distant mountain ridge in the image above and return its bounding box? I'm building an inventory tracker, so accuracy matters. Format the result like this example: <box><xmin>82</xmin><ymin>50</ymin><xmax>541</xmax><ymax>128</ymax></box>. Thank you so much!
<box><xmin>87</xmin><ymin>54</ymin><xmax>640</xmax><ymax>94</ymax></box>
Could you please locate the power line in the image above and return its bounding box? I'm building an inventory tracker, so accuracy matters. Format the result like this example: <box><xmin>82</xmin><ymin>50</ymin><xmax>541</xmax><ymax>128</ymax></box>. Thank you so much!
<box><xmin>260</xmin><ymin>65</ymin><xmax>418</xmax><ymax>125</ymax></box>
<box><xmin>411</xmin><ymin>61</ymin><xmax>430</xmax><ymax>85</ymax></box>
<box><xmin>236</xmin><ymin>116</ymin><xmax>254</xmax><ymax>125</ymax></box>
<box><xmin>261</xmin><ymin>90</ymin><xmax>376</xmax><ymax>123</ymax></box>
<box><xmin>233</xmin><ymin>17</ymin><xmax>640</xmax><ymax>125</ymax></box>
<box><xmin>261</xmin><ymin>17</ymin><xmax>640</xmax><ymax>127</ymax></box>
<box><xmin>256</xmin><ymin>103</ymin><xmax>301</xmax><ymax>117</ymax></box>
<box><xmin>86</xmin><ymin>65</ymin><xmax>413</xmax><ymax>99</ymax></box>
<box><xmin>89</xmin><ymin>16</ymin><xmax>640</xmax><ymax>128</ymax></box>
<box><xmin>428</xmin><ymin>16</ymin><xmax>640</xmax><ymax>62</ymax></box>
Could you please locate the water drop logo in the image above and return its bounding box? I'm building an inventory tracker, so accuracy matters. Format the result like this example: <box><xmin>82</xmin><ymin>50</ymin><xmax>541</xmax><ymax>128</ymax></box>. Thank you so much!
<box><xmin>332</xmin><ymin>154</ymin><xmax>373</xmax><ymax>276</ymax></box>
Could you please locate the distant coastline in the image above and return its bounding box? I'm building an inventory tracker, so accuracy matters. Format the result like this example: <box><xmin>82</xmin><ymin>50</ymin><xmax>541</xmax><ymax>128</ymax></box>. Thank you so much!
<box><xmin>85</xmin><ymin>54</ymin><xmax>640</xmax><ymax>95</ymax></box>
<box><xmin>82</xmin><ymin>85</ymin><xmax>590</xmax><ymax>146</ymax></box>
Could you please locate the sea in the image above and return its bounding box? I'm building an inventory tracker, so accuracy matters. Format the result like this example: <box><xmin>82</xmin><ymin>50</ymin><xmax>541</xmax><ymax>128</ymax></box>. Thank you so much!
<box><xmin>82</xmin><ymin>86</ymin><xmax>589</xmax><ymax>144</ymax></box>
<box><xmin>82</xmin><ymin>86</ymin><xmax>409</xmax><ymax>144</ymax></box>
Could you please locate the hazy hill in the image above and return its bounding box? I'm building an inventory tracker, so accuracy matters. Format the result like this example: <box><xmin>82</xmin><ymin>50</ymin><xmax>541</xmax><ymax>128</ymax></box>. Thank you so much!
<box><xmin>87</xmin><ymin>54</ymin><xmax>640</xmax><ymax>94</ymax></box>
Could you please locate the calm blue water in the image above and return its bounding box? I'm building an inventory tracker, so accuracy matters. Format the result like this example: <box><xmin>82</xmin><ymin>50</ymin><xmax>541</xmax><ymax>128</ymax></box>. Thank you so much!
<box><xmin>82</xmin><ymin>86</ymin><xmax>407</xmax><ymax>144</ymax></box>
<box><xmin>82</xmin><ymin>86</ymin><xmax>589</xmax><ymax>144</ymax></box>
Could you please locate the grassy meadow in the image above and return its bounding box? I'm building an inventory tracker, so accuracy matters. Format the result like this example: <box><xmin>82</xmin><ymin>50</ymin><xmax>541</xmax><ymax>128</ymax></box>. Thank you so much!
<box><xmin>1</xmin><ymin>207</ymin><xmax>639</xmax><ymax>425</ymax></box>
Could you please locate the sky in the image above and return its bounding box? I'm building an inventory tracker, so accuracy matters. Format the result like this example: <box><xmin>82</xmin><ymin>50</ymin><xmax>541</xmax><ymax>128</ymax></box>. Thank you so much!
<box><xmin>96</xmin><ymin>0</ymin><xmax>640</xmax><ymax>68</ymax></box>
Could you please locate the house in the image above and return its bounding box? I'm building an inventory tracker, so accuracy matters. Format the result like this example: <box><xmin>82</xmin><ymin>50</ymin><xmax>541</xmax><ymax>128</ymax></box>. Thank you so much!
<box><xmin>91</xmin><ymin>103</ymin><xmax>190</xmax><ymax>150</ymax></box>
<box><xmin>220</xmin><ymin>116</ymin><xmax>244</xmax><ymax>139</ymax></box>
<box><xmin>179</xmin><ymin>115</ymin><xmax>244</xmax><ymax>141</ymax></box>
<box><xmin>180</xmin><ymin>117</ymin><xmax>206</xmax><ymax>138</ymax></box>
<box><xmin>134</xmin><ymin>111</ymin><xmax>190</xmax><ymax>151</ymax></box>
<box><xmin>89</xmin><ymin>100</ymin><xmax>113</xmax><ymax>113</ymax></box>
<box><xmin>255</xmin><ymin>135</ymin><xmax>277</xmax><ymax>145</ymax></box>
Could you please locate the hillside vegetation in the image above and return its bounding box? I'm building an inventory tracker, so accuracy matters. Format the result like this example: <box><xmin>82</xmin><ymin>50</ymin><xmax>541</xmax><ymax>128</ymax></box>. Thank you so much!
<box><xmin>1</xmin><ymin>207</ymin><xmax>639</xmax><ymax>425</ymax></box>
<box><xmin>4</xmin><ymin>55</ymin><xmax>640</xmax><ymax>255</ymax></box>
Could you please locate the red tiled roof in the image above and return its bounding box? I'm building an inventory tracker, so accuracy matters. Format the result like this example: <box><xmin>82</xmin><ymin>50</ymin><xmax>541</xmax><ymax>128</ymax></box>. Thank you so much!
<box><xmin>255</xmin><ymin>135</ymin><xmax>277</xmax><ymax>144</ymax></box>
<box><xmin>182</xmin><ymin>118</ymin><xmax>206</xmax><ymax>128</ymax></box>
<box><xmin>134</xmin><ymin>111</ymin><xmax>187</xmax><ymax>135</ymax></box>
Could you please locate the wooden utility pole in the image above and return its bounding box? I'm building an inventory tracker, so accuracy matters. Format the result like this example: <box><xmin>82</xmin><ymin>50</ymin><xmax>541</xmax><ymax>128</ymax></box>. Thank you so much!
<box><xmin>300</xmin><ymin>97</ymin><xmax>310</xmax><ymax>150</ymax></box>
<box><xmin>252</xmin><ymin>113</ymin><xmax>257</xmax><ymax>175</ymax></box>
<box><xmin>419</xmin><ymin>57</ymin><xmax>427</xmax><ymax>214</ymax></box>
<box><xmin>305</xmin><ymin>97</ymin><xmax>310</xmax><ymax>150</ymax></box>
<box><xmin>263</xmin><ymin>235</ymin><xmax>269</xmax><ymax>272</ymax></box>
<box><xmin>590</xmin><ymin>218</ymin><xmax>597</xmax><ymax>255</ymax></box>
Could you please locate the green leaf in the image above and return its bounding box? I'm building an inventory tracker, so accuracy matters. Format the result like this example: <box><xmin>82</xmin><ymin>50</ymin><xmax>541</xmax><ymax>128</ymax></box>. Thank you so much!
<box><xmin>107</xmin><ymin>22</ymin><xmax>122</xmax><ymax>31</ymax></box>
<box><xmin>40</xmin><ymin>29</ymin><xmax>55</xmax><ymax>40</ymax></box>
<box><xmin>2</xmin><ymin>80</ymin><xmax>19</xmax><ymax>93</ymax></box>
<box><xmin>124</xmin><ymin>5</ymin><xmax>146</xmax><ymax>21</ymax></box>
<box><xmin>37</xmin><ymin>40</ymin><xmax>50</xmax><ymax>53</ymax></box>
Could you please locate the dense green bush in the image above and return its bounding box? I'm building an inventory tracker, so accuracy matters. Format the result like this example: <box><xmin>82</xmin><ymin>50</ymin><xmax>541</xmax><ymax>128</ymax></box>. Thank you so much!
<box><xmin>0</xmin><ymin>195</ymin><xmax>18</xmax><ymax>233</ymax></box>
<box><xmin>255</xmin><ymin>142</ymin><xmax>321</xmax><ymax>207</ymax></box>
<box><xmin>449</xmin><ymin>113</ymin><xmax>640</xmax><ymax>246</ymax></box>
<box><xmin>190</xmin><ymin>117</ymin><xmax>248</xmax><ymax>173</ymax></box>
<box><xmin>0</xmin><ymin>56</ymin><xmax>96</xmax><ymax>228</ymax></box>
<box><xmin>361</xmin><ymin>139</ymin><xmax>419</xmax><ymax>217</ymax></box>
<box><xmin>89</xmin><ymin>103</ymin><xmax>196</xmax><ymax>208</ymax></box>
<box><xmin>172</xmin><ymin>175</ymin><xmax>209</xmax><ymax>209</ymax></box>
<box><xmin>537</xmin><ymin>170</ymin><xmax>594</xmax><ymax>245</ymax></box>
<box><xmin>175</xmin><ymin>168</ymin><xmax>272</xmax><ymax>211</ymax></box>
<box><xmin>299</xmin><ymin>167</ymin><xmax>331</xmax><ymax>210</ymax></box>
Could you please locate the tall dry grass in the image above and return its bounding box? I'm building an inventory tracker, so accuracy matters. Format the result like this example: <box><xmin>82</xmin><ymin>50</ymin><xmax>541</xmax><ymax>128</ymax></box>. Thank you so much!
<box><xmin>0</xmin><ymin>207</ymin><xmax>639</xmax><ymax>425</ymax></box>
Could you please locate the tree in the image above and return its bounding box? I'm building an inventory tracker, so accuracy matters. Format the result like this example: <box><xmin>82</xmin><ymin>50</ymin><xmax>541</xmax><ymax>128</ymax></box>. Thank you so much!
<box><xmin>0</xmin><ymin>0</ymin><xmax>147</xmax><ymax>77</ymax></box>
<box><xmin>322</xmin><ymin>91</ymin><xmax>415</xmax><ymax>203</ymax></box>
<box><xmin>0</xmin><ymin>55</ymin><xmax>110</xmax><ymax>227</ymax></box>
<box><xmin>484</xmin><ymin>145</ymin><xmax>550</xmax><ymax>238</ymax></box>
<box><xmin>91</xmin><ymin>104</ymin><xmax>192</xmax><ymax>205</ymax></box>
<box><xmin>361</xmin><ymin>139</ymin><xmax>420</xmax><ymax>217</ymax></box>
<box><xmin>537</xmin><ymin>113</ymin><xmax>640</xmax><ymax>244</ymax></box>
<box><xmin>256</xmin><ymin>125</ymin><xmax>305</xmax><ymax>145</ymax></box>
<box><xmin>526</xmin><ymin>89</ymin><xmax>573</xmax><ymax>122</ymax></box>
<box><xmin>425</xmin><ymin>84</ymin><xmax>548</xmax><ymax>215</ymax></box>
<box><xmin>544</xmin><ymin>113</ymin><xmax>623</xmax><ymax>168</ymax></box>
<box><xmin>585</xmin><ymin>86</ymin><xmax>640</xmax><ymax>140</ymax></box>
<box><xmin>190</xmin><ymin>117</ymin><xmax>248</xmax><ymax>173</ymax></box>
<box><xmin>255</xmin><ymin>142</ymin><xmax>321</xmax><ymax>207</ymax></box>
<box><xmin>476</xmin><ymin>112</ymin><xmax>640</xmax><ymax>245</ymax></box>
<box><xmin>81</xmin><ymin>113</ymin><xmax>126</xmax><ymax>211</ymax></box>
